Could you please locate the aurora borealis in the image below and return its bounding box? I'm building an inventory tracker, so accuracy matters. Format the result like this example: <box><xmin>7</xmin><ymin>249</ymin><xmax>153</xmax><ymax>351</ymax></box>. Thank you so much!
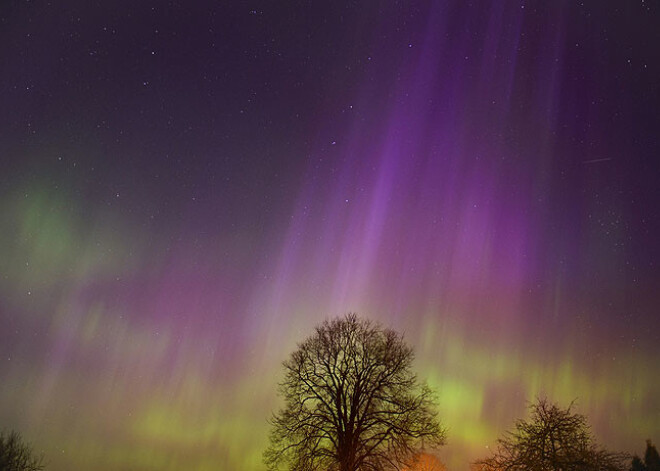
<box><xmin>1</xmin><ymin>1</ymin><xmax>659</xmax><ymax>470</ymax></box>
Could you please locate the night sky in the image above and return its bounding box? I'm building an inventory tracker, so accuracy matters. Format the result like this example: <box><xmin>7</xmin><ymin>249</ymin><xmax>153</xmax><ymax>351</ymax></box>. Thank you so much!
<box><xmin>1</xmin><ymin>1</ymin><xmax>659</xmax><ymax>470</ymax></box>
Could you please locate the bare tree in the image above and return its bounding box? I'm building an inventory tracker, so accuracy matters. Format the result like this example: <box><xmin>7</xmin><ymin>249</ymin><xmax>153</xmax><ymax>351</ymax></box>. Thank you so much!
<box><xmin>264</xmin><ymin>314</ymin><xmax>445</xmax><ymax>471</ymax></box>
<box><xmin>0</xmin><ymin>430</ymin><xmax>44</xmax><ymax>471</ymax></box>
<box><xmin>475</xmin><ymin>398</ymin><xmax>628</xmax><ymax>471</ymax></box>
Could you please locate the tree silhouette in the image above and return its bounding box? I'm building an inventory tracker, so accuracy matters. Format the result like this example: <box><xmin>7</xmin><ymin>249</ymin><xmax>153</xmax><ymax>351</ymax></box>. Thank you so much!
<box><xmin>630</xmin><ymin>441</ymin><xmax>660</xmax><ymax>471</ymax></box>
<box><xmin>475</xmin><ymin>398</ymin><xmax>628</xmax><ymax>471</ymax></box>
<box><xmin>632</xmin><ymin>455</ymin><xmax>648</xmax><ymax>471</ymax></box>
<box><xmin>0</xmin><ymin>430</ymin><xmax>44</xmax><ymax>471</ymax></box>
<box><xmin>264</xmin><ymin>314</ymin><xmax>445</xmax><ymax>471</ymax></box>
<box><xmin>645</xmin><ymin>440</ymin><xmax>660</xmax><ymax>471</ymax></box>
<box><xmin>641</xmin><ymin>440</ymin><xmax>660</xmax><ymax>471</ymax></box>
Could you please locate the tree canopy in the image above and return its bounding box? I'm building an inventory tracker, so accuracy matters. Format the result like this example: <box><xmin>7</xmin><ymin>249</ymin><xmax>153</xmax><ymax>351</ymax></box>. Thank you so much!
<box><xmin>632</xmin><ymin>440</ymin><xmax>660</xmax><ymax>471</ymax></box>
<box><xmin>264</xmin><ymin>313</ymin><xmax>445</xmax><ymax>471</ymax></box>
<box><xmin>644</xmin><ymin>441</ymin><xmax>660</xmax><ymax>471</ymax></box>
<box><xmin>475</xmin><ymin>398</ymin><xmax>628</xmax><ymax>471</ymax></box>
<box><xmin>0</xmin><ymin>430</ymin><xmax>44</xmax><ymax>471</ymax></box>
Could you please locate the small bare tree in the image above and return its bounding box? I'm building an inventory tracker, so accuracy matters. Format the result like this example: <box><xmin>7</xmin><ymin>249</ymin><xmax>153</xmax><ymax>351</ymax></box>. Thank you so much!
<box><xmin>0</xmin><ymin>430</ymin><xmax>44</xmax><ymax>471</ymax></box>
<box><xmin>264</xmin><ymin>314</ymin><xmax>445</xmax><ymax>471</ymax></box>
<box><xmin>475</xmin><ymin>398</ymin><xmax>628</xmax><ymax>471</ymax></box>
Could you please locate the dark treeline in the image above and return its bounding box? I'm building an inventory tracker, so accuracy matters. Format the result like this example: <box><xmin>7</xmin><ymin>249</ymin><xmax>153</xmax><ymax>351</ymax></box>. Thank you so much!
<box><xmin>264</xmin><ymin>314</ymin><xmax>656</xmax><ymax>471</ymax></box>
<box><xmin>2</xmin><ymin>315</ymin><xmax>656</xmax><ymax>471</ymax></box>
<box><xmin>632</xmin><ymin>441</ymin><xmax>660</xmax><ymax>471</ymax></box>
